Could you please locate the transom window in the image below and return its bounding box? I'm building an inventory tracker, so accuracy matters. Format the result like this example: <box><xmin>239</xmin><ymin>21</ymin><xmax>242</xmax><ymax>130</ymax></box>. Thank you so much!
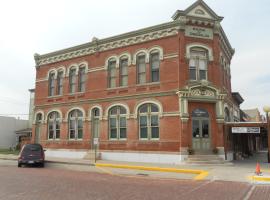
<box><xmin>139</xmin><ymin>103</ymin><xmax>159</xmax><ymax>140</ymax></box>
<box><xmin>69</xmin><ymin>109</ymin><xmax>83</xmax><ymax>140</ymax></box>
<box><xmin>109</xmin><ymin>106</ymin><xmax>127</xmax><ymax>140</ymax></box>
<box><xmin>120</xmin><ymin>58</ymin><xmax>128</xmax><ymax>87</ymax></box>
<box><xmin>48</xmin><ymin>72</ymin><xmax>55</xmax><ymax>96</ymax></box>
<box><xmin>137</xmin><ymin>54</ymin><xmax>146</xmax><ymax>84</ymax></box>
<box><xmin>189</xmin><ymin>48</ymin><xmax>208</xmax><ymax>81</ymax></box>
<box><xmin>78</xmin><ymin>67</ymin><xmax>86</xmax><ymax>92</ymax></box>
<box><xmin>69</xmin><ymin>68</ymin><xmax>77</xmax><ymax>93</ymax></box>
<box><xmin>57</xmin><ymin>71</ymin><xmax>64</xmax><ymax>95</ymax></box>
<box><xmin>150</xmin><ymin>52</ymin><xmax>160</xmax><ymax>82</ymax></box>
<box><xmin>108</xmin><ymin>60</ymin><xmax>116</xmax><ymax>88</ymax></box>
<box><xmin>48</xmin><ymin>112</ymin><xmax>61</xmax><ymax>140</ymax></box>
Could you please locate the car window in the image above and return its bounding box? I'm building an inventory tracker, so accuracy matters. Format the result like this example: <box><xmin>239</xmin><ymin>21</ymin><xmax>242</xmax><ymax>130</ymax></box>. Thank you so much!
<box><xmin>23</xmin><ymin>145</ymin><xmax>42</xmax><ymax>153</ymax></box>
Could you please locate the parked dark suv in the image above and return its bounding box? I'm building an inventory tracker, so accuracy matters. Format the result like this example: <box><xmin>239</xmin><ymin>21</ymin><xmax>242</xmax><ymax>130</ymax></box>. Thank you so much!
<box><xmin>18</xmin><ymin>144</ymin><xmax>45</xmax><ymax>167</ymax></box>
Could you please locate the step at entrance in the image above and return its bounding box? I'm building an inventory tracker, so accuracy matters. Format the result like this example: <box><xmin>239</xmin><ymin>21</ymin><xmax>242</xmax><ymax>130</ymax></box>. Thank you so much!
<box><xmin>83</xmin><ymin>150</ymin><xmax>101</xmax><ymax>160</ymax></box>
<box><xmin>185</xmin><ymin>155</ymin><xmax>229</xmax><ymax>164</ymax></box>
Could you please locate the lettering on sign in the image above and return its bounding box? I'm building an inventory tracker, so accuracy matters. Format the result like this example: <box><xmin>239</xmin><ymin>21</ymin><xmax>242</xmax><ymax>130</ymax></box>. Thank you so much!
<box><xmin>185</xmin><ymin>26</ymin><xmax>213</xmax><ymax>39</ymax></box>
<box><xmin>94</xmin><ymin>138</ymin><xmax>99</xmax><ymax>145</ymax></box>
<box><xmin>232</xmin><ymin>127</ymin><xmax>260</xmax><ymax>134</ymax></box>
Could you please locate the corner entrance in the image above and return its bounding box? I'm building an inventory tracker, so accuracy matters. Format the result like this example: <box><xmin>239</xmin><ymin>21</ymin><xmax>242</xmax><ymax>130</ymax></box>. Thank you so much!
<box><xmin>192</xmin><ymin>109</ymin><xmax>211</xmax><ymax>151</ymax></box>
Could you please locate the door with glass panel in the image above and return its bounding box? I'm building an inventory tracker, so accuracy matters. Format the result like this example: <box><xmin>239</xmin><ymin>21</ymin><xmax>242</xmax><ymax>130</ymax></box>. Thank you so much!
<box><xmin>91</xmin><ymin>108</ymin><xmax>100</xmax><ymax>149</ymax></box>
<box><xmin>192</xmin><ymin>109</ymin><xmax>211</xmax><ymax>151</ymax></box>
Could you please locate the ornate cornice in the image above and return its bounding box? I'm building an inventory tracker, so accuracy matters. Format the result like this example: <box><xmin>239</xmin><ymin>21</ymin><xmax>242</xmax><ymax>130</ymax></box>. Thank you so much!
<box><xmin>35</xmin><ymin>21</ymin><xmax>181</xmax><ymax>67</ymax></box>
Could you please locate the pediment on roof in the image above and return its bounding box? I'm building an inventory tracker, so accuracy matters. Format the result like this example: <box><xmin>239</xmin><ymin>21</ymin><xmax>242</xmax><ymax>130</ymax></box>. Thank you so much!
<box><xmin>172</xmin><ymin>0</ymin><xmax>223</xmax><ymax>22</ymax></box>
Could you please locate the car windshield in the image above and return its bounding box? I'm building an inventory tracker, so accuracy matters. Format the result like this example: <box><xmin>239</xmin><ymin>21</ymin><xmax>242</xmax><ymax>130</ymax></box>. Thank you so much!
<box><xmin>23</xmin><ymin>145</ymin><xmax>41</xmax><ymax>153</ymax></box>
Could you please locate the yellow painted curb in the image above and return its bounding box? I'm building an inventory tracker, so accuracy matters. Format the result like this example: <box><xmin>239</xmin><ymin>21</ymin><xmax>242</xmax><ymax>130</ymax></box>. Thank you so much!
<box><xmin>95</xmin><ymin>163</ymin><xmax>208</xmax><ymax>180</ymax></box>
<box><xmin>249</xmin><ymin>175</ymin><xmax>270</xmax><ymax>182</ymax></box>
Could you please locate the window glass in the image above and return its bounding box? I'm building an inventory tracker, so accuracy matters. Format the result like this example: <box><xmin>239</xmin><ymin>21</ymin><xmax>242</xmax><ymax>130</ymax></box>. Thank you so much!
<box><xmin>140</xmin><ymin>116</ymin><xmax>147</xmax><ymax>126</ymax></box>
<box><xmin>151</xmin><ymin>115</ymin><xmax>158</xmax><ymax>126</ymax></box>
<box><xmin>109</xmin><ymin>106</ymin><xmax>127</xmax><ymax>140</ymax></box>
<box><xmin>151</xmin><ymin>127</ymin><xmax>159</xmax><ymax>139</ymax></box>
<box><xmin>139</xmin><ymin>105</ymin><xmax>147</xmax><ymax>113</ymax></box>
<box><xmin>120</xmin><ymin>117</ymin><xmax>126</xmax><ymax>127</ymax></box>
<box><xmin>140</xmin><ymin>128</ymin><xmax>148</xmax><ymax>139</ymax></box>
<box><xmin>151</xmin><ymin>104</ymin><xmax>158</xmax><ymax>112</ymax></box>
<box><xmin>110</xmin><ymin>129</ymin><xmax>117</xmax><ymax>139</ymax></box>
<box><xmin>120</xmin><ymin>106</ymin><xmax>126</xmax><ymax>114</ymax></box>
<box><xmin>120</xmin><ymin>128</ymin><xmax>126</xmax><ymax>139</ymax></box>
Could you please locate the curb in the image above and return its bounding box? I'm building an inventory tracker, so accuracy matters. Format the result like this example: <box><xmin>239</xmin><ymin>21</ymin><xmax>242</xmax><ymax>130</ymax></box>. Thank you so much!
<box><xmin>95</xmin><ymin>163</ymin><xmax>208</xmax><ymax>180</ymax></box>
<box><xmin>250</xmin><ymin>175</ymin><xmax>270</xmax><ymax>182</ymax></box>
<box><xmin>45</xmin><ymin>160</ymin><xmax>94</xmax><ymax>166</ymax></box>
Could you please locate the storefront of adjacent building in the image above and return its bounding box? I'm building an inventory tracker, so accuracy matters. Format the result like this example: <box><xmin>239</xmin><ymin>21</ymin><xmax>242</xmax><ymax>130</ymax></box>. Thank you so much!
<box><xmin>32</xmin><ymin>0</ymin><xmax>240</xmax><ymax>163</ymax></box>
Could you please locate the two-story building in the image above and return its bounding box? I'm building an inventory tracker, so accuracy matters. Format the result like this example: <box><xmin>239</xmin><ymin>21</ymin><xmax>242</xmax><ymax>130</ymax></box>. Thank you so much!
<box><xmin>32</xmin><ymin>0</ymin><xmax>240</xmax><ymax>164</ymax></box>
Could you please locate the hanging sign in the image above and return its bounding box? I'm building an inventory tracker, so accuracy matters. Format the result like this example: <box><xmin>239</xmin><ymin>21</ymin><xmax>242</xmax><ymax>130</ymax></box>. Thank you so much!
<box><xmin>232</xmin><ymin>127</ymin><xmax>260</xmax><ymax>134</ymax></box>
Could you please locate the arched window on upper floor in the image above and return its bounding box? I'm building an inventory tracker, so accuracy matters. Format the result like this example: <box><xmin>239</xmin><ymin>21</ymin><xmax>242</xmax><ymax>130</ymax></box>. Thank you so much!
<box><xmin>109</xmin><ymin>106</ymin><xmax>127</xmax><ymax>140</ymax></box>
<box><xmin>108</xmin><ymin>59</ymin><xmax>117</xmax><ymax>88</ymax></box>
<box><xmin>136</xmin><ymin>53</ymin><xmax>146</xmax><ymax>84</ymax></box>
<box><xmin>78</xmin><ymin>66</ymin><xmax>86</xmax><ymax>92</ymax></box>
<box><xmin>189</xmin><ymin>47</ymin><xmax>209</xmax><ymax>81</ymax></box>
<box><xmin>47</xmin><ymin>111</ymin><xmax>61</xmax><ymax>140</ymax></box>
<box><xmin>138</xmin><ymin>103</ymin><xmax>159</xmax><ymax>140</ymax></box>
<box><xmin>150</xmin><ymin>51</ymin><xmax>160</xmax><ymax>82</ymax></box>
<box><xmin>119</xmin><ymin>57</ymin><xmax>128</xmax><ymax>87</ymax></box>
<box><xmin>48</xmin><ymin>72</ymin><xmax>56</xmax><ymax>96</ymax></box>
<box><xmin>69</xmin><ymin>109</ymin><xmax>83</xmax><ymax>140</ymax></box>
<box><xmin>69</xmin><ymin>67</ymin><xmax>77</xmax><ymax>93</ymax></box>
<box><xmin>56</xmin><ymin>70</ymin><xmax>64</xmax><ymax>95</ymax></box>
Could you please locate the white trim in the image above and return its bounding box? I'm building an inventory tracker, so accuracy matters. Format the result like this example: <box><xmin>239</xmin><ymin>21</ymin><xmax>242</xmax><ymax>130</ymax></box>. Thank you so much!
<box><xmin>149</xmin><ymin>46</ymin><xmax>164</xmax><ymax>60</ymax></box>
<box><xmin>34</xmin><ymin>110</ymin><xmax>45</xmax><ymax>124</ymax></box>
<box><xmin>119</xmin><ymin>52</ymin><xmax>132</xmax><ymax>66</ymax></box>
<box><xmin>78</xmin><ymin>61</ymin><xmax>89</xmax><ymax>72</ymax></box>
<box><xmin>133</xmin><ymin>49</ymin><xmax>149</xmax><ymax>65</ymax></box>
<box><xmin>89</xmin><ymin>105</ymin><xmax>103</xmax><ymax>121</ymax></box>
<box><xmin>45</xmin><ymin>109</ymin><xmax>63</xmax><ymax>122</ymax></box>
<box><xmin>186</xmin><ymin>43</ymin><xmax>214</xmax><ymax>61</ymax></box>
<box><xmin>105</xmin><ymin>55</ymin><xmax>119</xmax><ymax>69</ymax></box>
<box><xmin>67</xmin><ymin>64</ymin><xmax>79</xmax><ymax>76</ymax></box>
<box><xmin>134</xmin><ymin>99</ymin><xmax>163</xmax><ymax>118</ymax></box>
<box><xmin>56</xmin><ymin>66</ymin><xmax>66</xmax><ymax>77</ymax></box>
<box><xmin>105</xmin><ymin>103</ymin><xmax>130</xmax><ymax>119</ymax></box>
<box><xmin>65</xmin><ymin>107</ymin><xmax>86</xmax><ymax>121</ymax></box>
<box><xmin>47</xmin><ymin>69</ymin><xmax>57</xmax><ymax>80</ymax></box>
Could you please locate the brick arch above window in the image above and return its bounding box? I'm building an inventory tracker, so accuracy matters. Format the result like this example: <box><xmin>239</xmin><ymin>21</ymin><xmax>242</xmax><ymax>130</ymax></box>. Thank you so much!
<box><xmin>47</xmin><ymin>69</ymin><xmax>57</xmax><ymax>80</ymax></box>
<box><xmin>149</xmin><ymin>46</ymin><xmax>164</xmax><ymax>60</ymax></box>
<box><xmin>78</xmin><ymin>61</ymin><xmax>89</xmax><ymax>71</ymax></box>
<box><xmin>56</xmin><ymin>66</ymin><xmax>66</xmax><ymax>76</ymax></box>
<box><xmin>119</xmin><ymin>52</ymin><xmax>132</xmax><ymax>66</ymax></box>
<box><xmin>186</xmin><ymin>43</ymin><xmax>213</xmax><ymax>61</ymax></box>
<box><xmin>105</xmin><ymin>55</ymin><xmax>119</xmax><ymax>69</ymax></box>
<box><xmin>65</xmin><ymin>107</ymin><xmax>86</xmax><ymax>122</ymax></box>
<box><xmin>34</xmin><ymin>110</ymin><xmax>45</xmax><ymax>124</ymax></box>
<box><xmin>45</xmin><ymin>109</ymin><xmax>63</xmax><ymax>122</ymax></box>
<box><xmin>132</xmin><ymin>49</ymin><xmax>149</xmax><ymax>65</ymax></box>
<box><xmin>134</xmin><ymin>100</ymin><xmax>163</xmax><ymax>119</ymax></box>
<box><xmin>104</xmin><ymin>103</ymin><xmax>130</xmax><ymax>120</ymax></box>
<box><xmin>67</xmin><ymin>64</ymin><xmax>79</xmax><ymax>76</ymax></box>
<box><xmin>89</xmin><ymin>105</ymin><xmax>103</xmax><ymax>121</ymax></box>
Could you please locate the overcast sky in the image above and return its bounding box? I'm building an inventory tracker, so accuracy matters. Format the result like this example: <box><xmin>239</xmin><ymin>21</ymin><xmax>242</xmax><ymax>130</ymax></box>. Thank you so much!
<box><xmin>0</xmin><ymin>0</ymin><xmax>269</xmax><ymax>119</ymax></box>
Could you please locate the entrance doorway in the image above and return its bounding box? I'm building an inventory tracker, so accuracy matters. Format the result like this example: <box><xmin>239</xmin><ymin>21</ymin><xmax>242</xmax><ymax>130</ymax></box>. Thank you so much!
<box><xmin>91</xmin><ymin>108</ymin><xmax>100</xmax><ymax>149</ymax></box>
<box><xmin>192</xmin><ymin>109</ymin><xmax>211</xmax><ymax>151</ymax></box>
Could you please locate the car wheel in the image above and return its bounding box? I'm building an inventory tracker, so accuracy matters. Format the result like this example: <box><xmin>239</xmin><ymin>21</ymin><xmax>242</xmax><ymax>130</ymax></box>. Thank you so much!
<box><xmin>18</xmin><ymin>163</ymin><xmax>21</xmax><ymax>168</ymax></box>
<box><xmin>40</xmin><ymin>163</ymin><xmax>44</xmax><ymax>168</ymax></box>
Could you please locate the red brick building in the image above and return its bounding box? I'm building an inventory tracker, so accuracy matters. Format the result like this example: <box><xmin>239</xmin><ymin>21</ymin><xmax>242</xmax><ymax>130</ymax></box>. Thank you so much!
<box><xmin>32</xmin><ymin>0</ymin><xmax>239</xmax><ymax>163</ymax></box>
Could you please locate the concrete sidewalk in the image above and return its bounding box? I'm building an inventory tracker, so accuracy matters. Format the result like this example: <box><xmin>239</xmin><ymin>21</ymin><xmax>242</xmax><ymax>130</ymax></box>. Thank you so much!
<box><xmin>1</xmin><ymin>152</ymin><xmax>270</xmax><ymax>183</ymax></box>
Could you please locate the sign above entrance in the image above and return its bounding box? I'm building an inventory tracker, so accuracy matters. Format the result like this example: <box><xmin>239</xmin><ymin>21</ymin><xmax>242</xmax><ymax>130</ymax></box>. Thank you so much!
<box><xmin>192</xmin><ymin>109</ymin><xmax>209</xmax><ymax>118</ymax></box>
<box><xmin>185</xmin><ymin>26</ymin><xmax>213</xmax><ymax>40</ymax></box>
<box><xmin>232</xmin><ymin>127</ymin><xmax>260</xmax><ymax>134</ymax></box>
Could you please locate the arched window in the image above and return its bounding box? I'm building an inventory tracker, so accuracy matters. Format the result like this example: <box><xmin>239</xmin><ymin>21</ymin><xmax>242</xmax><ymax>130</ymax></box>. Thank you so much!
<box><xmin>48</xmin><ymin>72</ymin><xmax>55</xmax><ymax>96</ymax></box>
<box><xmin>57</xmin><ymin>70</ymin><xmax>64</xmax><ymax>95</ymax></box>
<box><xmin>108</xmin><ymin>59</ymin><xmax>117</xmax><ymax>88</ymax></box>
<box><xmin>189</xmin><ymin>47</ymin><xmax>208</xmax><ymax>81</ymax></box>
<box><xmin>78</xmin><ymin>66</ymin><xmax>86</xmax><ymax>92</ymax></box>
<box><xmin>119</xmin><ymin>57</ymin><xmax>128</xmax><ymax>87</ymax></box>
<box><xmin>92</xmin><ymin>108</ymin><xmax>100</xmax><ymax>139</ymax></box>
<box><xmin>35</xmin><ymin>113</ymin><xmax>43</xmax><ymax>143</ymax></box>
<box><xmin>224</xmin><ymin>107</ymin><xmax>230</xmax><ymax>122</ymax></box>
<box><xmin>47</xmin><ymin>112</ymin><xmax>61</xmax><ymax>140</ymax></box>
<box><xmin>150</xmin><ymin>52</ymin><xmax>160</xmax><ymax>82</ymax></box>
<box><xmin>69</xmin><ymin>68</ymin><xmax>77</xmax><ymax>93</ymax></box>
<box><xmin>137</xmin><ymin>54</ymin><xmax>146</xmax><ymax>84</ymax></box>
<box><xmin>109</xmin><ymin>106</ymin><xmax>127</xmax><ymax>140</ymax></box>
<box><xmin>139</xmin><ymin>103</ymin><xmax>159</xmax><ymax>140</ymax></box>
<box><xmin>69</xmin><ymin>109</ymin><xmax>83</xmax><ymax>139</ymax></box>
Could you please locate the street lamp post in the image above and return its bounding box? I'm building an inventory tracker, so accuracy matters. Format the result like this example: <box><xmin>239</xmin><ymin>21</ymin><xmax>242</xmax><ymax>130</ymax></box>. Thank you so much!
<box><xmin>263</xmin><ymin>106</ymin><xmax>270</xmax><ymax>163</ymax></box>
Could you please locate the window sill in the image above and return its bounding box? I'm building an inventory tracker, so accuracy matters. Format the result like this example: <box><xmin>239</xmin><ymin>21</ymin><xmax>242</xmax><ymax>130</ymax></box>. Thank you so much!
<box><xmin>136</xmin><ymin>82</ymin><xmax>160</xmax><ymax>87</ymax></box>
<box><xmin>47</xmin><ymin>95</ymin><xmax>63</xmax><ymax>99</ymax></box>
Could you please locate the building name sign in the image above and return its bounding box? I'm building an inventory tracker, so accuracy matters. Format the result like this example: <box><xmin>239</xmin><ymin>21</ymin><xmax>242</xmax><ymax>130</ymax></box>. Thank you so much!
<box><xmin>232</xmin><ymin>127</ymin><xmax>260</xmax><ymax>134</ymax></box>
<box><xmin>185</xmin><ymin>26</ymin><xmax>213</xmax><ymax>40</ymax></box>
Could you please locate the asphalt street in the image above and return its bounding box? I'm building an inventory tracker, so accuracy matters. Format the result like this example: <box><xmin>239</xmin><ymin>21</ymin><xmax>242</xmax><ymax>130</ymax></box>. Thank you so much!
<box><xmin>1</xmin><ymin>160</ymin><xmax>270</xmax><ymax>200</ymax></box>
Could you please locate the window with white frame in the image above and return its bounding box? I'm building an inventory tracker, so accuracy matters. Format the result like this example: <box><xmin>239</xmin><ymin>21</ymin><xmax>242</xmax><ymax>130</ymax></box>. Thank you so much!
<box><xmin>69</xmin><ymin>68</ymin><xmax>76</xmax><ymax>93</ymax></box>
<box><xmin>150</xmin><ymin>52</ymin><xmax>160</xmax><ymax>82</ymax></box>
<box><xmin>189</xmin><ymin>48</ymin><xmax>208</xmax><ymax>81</ymax></box>
<box><xmin>78</xmin><ymin>67</ymin><xmax>86</xmax><ymax>92</ymax></box>
<box><xmin>139</xmin><ymin>103</ymin><xmax>159</xmax><ymax>140</ymax></box>
<box><xmin>109</xmin><ymin>106</ymin><xmax>127</xmax><ymax>140</ymax></box>
<box><xmin>48</xmin><ymin>72</ymin><xmax>55</xmax><ymax>96</ymax></box>
<box><xmin>57</xmin><ymin>71</ymin><xmax>64</xmax><ymax>95</ymax></box>
<box><xmin>69</xmin><ymin>109</ymin><xmax>83</xmax><ymax>140</ymax></box>
<box><xmin>119</xmin><ymin>58</ymin><xmax>128</xmax><ymax>87</ymax></box>
<box><xmin>137</xmin><ymin>54</ymin><xmax>146</xmax><ymax>84</ymax></box>
<box><xmin>108</xmin><ymin>59</ymin><xmax>116</xmax><ymax>88</ymax></box>
<box><xmin>48</xmin><ymin>112</ymin><xmax>61</xmax><ymax>140</ymax></box>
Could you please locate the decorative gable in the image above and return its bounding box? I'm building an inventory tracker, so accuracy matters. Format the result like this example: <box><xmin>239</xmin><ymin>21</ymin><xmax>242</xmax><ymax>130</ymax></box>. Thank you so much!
<box><xmin>187</xmin><ymin>5</ymin><xmax>213</xmax><ymax>19</ymax></box>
